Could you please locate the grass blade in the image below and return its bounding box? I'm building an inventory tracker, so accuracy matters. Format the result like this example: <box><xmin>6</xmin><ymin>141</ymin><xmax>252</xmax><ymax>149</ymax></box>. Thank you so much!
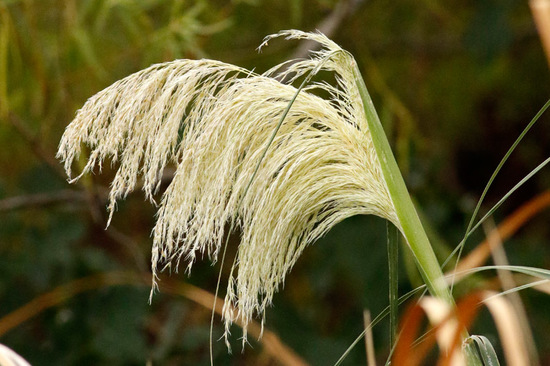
<box><xmin>444</xmin><ymin>156</ymin><xmax>550</xmax><ymax>272</ymax></box>
<box><xmin>466</xmin><ymin>335</ymin><xmax>501</xmax><ymax>366</ymax></box>
<box><xmin>448</xmin><ymin>99</ymin><xmax>550</xmax><ymax>289</ymax></box>
<box><xmin>353</xmin><ymin>63</ymin><xmax>453</xmax><ymax>305</ymax></box>
<box><xmin>468</xmin><ymin>157</ymin><xmax>550</xmax><ymax>238</ymax></box>
<box><xmin>464</xmin><ymin>99</ymin><xmax>550</xmax><ymax>241</ymax></box>
<box><xmin>387</xmin><ymin>222</ymin><xmax>399</xmax><ymax>348</ymax></box>
<box><xmin>454</xmin><ymin>265</ymin><xmax>550</xmax><ymax>283</ymax></box>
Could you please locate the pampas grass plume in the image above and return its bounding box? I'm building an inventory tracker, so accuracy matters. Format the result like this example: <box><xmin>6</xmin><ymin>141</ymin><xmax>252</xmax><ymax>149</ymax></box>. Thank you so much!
<box><xmin>57</xmin><ymin>30</ymin><xmax>400</xmax><ymax>345</ymax></box>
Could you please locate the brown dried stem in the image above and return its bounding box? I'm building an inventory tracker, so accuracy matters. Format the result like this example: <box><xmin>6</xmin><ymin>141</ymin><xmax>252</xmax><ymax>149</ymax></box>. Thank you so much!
<box><xmin>452</xmin><ymin>190</ymin><xmax>550</xmax><ymax>277</ymax></box>
<box><xmin>0</xmin><ymin>271</ymin><xmax>308</xmax><ymax>366</ymax></box>
<box><xmin>531</xmin><ymin>0</ymin><xmax>550</xmax><ymax>68</ymax></box>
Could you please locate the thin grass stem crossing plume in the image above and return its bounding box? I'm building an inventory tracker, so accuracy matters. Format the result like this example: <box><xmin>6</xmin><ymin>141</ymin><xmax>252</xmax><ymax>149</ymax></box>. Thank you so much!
<box><xmin>57</xmin><ymin>30</ymin><xmax>401</xmax><ymax>345</ymax></box>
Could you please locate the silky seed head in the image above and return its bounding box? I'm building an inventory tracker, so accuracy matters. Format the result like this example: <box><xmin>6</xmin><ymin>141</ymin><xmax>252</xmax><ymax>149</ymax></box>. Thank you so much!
<box><xmin>57</xmin><ymin>30</ymin><xmax>400</xmax><ymax>346</ymax></box>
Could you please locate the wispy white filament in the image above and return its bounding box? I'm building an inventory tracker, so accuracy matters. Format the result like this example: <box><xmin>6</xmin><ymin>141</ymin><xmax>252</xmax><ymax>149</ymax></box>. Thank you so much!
<box><xmin>57</xmin><ymin>30</ymin><xmax>400</xmax><ymax>345</ymax></box>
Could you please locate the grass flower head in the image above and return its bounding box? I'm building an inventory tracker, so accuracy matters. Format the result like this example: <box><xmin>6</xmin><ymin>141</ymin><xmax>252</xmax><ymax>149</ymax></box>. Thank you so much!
<box><xmin>57</xmin><ymin>30</ymin><xmax>401</xmax><ymax>344</ymax></box>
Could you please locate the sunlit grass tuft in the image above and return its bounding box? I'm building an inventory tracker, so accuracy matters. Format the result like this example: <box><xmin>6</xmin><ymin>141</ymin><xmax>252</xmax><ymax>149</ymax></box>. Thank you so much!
<box><xmin>57</xmin><ymin>30</ymin><xmax>402</xmax><ymax>345</ymax></box>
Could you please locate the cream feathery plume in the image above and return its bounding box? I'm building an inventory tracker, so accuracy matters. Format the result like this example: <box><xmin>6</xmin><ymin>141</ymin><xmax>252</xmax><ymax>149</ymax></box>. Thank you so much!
<box><xmin>57</xmin><ymin>30</ymin><xmax>401</xmax><ymax>346</ymax></box>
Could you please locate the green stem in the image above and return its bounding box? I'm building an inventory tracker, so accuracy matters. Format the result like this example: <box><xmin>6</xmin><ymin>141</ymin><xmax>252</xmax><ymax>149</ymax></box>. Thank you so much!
<box><xmin>352</xmin><ymin>62</ymin><xmax>488</xmax><ymax>363</ymax></box>
<box><xmin>352</xmin><ymin>63</ymin><xmax>453</xmax><ymax>305</ymax></box>
<box><xmin>387</xmin><ymin>222</ymin><xmax>399</xmax><ymax>348</ymax></box>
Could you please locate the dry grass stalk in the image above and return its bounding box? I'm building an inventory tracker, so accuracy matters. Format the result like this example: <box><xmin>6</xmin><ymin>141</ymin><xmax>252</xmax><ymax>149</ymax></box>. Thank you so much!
<box><xmin>481</xmin><ymin>291</ymin><xmax>530</xmax><ymax>366</ymax></box>
<box><xmin>483</xmin><ymin>220</ymin><xmax>540</xmax><ymax>365</ymax></box>
<box><xmin>531</xmin><ymin>0</ymin><xmax>550</xmax><ymax>67</ymax></box>
<box><xmin>0</xmin><ymin>344</ymin><xmax>31</xmax><ymax>366</ymax></box>
<box><xmin>0</xmin><ymin>271</ymin><xmax>308</xmax><ymax>366</ymax></box>
<box><xmin>393</xmin><ymin>293</ymin><xmax>491</xmax><ymax>366</ymax></box>
<box><xmin>363</xmin><ymin>310</ymin><xmax>377</xmax><ymax>366</ymax></box>
<box><xmin>418</xmin><ymin>297</ymin><xmax>465</xmax><ymax>366</ymax></box>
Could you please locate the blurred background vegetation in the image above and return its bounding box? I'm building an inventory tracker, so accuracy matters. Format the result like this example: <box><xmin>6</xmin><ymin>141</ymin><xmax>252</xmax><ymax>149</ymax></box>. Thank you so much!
<box><xmin>1</xmin><ymin>0</ymin><xmax>550</xmax><ymax>364</ymax></box>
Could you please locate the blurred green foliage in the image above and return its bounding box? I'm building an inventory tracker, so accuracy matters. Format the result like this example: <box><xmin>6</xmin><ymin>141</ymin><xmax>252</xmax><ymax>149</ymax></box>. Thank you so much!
<box><xmin>1</xmin><ymin>0</ymin><xmax>550</xmax><ymax>364</ymax></box>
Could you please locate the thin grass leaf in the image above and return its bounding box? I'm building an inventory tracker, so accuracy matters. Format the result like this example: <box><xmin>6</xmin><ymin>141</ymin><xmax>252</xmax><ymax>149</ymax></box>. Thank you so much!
<box><xmin>444</xmin><ymin>155</ymin><xmax>550</xmax><ymax>271</ymax></box>
<box><xmin>449</xmin><ymin>99</ymin><xmax>550</xmax><ymax>287</ymax></box>
<box><xmin>454</xmin><ymin>265</ymin><xmax>550</xmax><ymax>284</ymax></box>
<box><xmin>469</xmin><ymin>157</ymin><xmax>550</xmax><ymax>236</ymax></box>
<box><xmin>464</xmin><ymin>99</ymin><xmax>550</xmax><ymax>241</ymax></box>
<box><xmin>466</xmin><ymin>335</ymin><xmax>500</xmax><ymax>366</ymax></box>
<box><xmin>334</xmin><ymin>287</ymin><xmax>424</xmax><ymax>366</ymax></box>
<box><xmin>337</xmin><ymin>263</ymin><xmax>550</xmax><ymax>366</ymax></box>
<box><xmin>484</xmin><ymin>279</ymin><xmax>550</xmax><ymax>301</ymax></box>
<box><xmin>454</xmin><ymin>190</ymin><xmax>550</xmax><ymax>277</ymax></box>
